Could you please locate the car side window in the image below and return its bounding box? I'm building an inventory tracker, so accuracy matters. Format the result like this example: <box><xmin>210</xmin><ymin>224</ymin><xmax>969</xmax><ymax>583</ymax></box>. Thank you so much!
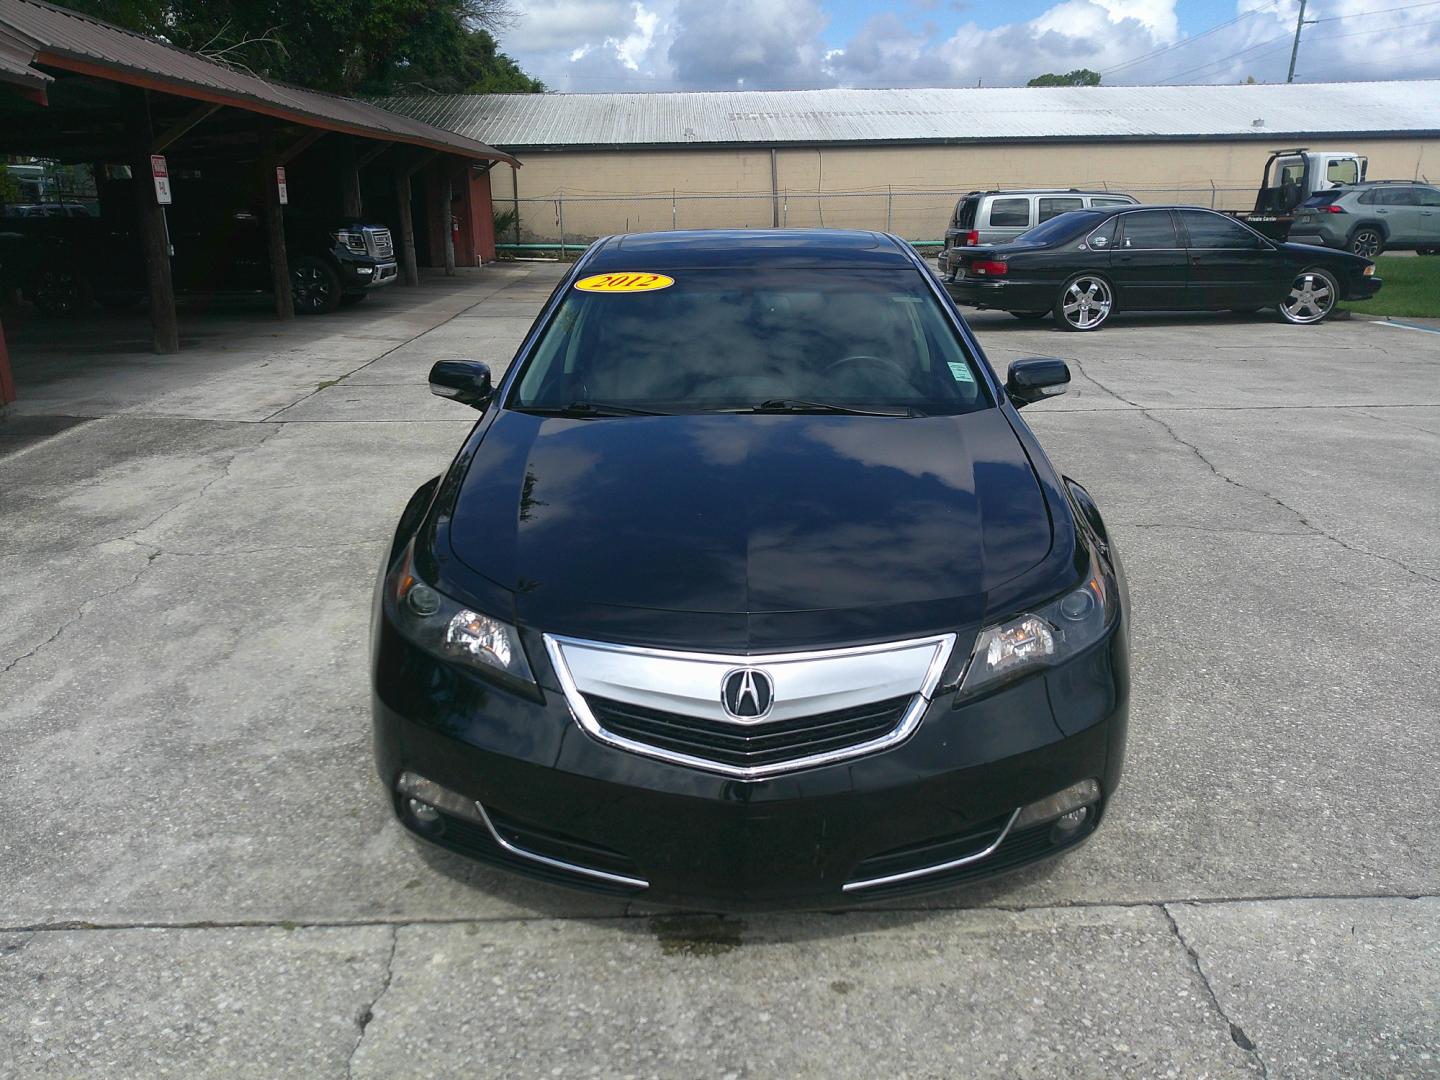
<box><xmin>988</xmin><ymin>198</ymin><xmax>1030</xmax><ymax>228</ymax></box>
<box><xmin>1418</xmin><ymin>187</ymin><xmax>1440</xmax><ymax>207</ymax></box>
<box><xmin>1118</xmin><ymin>210</ymin><xmax>1180</xmax><ymax>249</ymax></box>
<box><xmin>1089</xmin><ymin>197</ymin><xmax>1133</xmax><ymax>208</ymax></box>
<box><xmin>1380</xmin><ymin>187</ymin><xmax>1419</xmax><ymax>206</ymax></box>
<box><xmin>1086</xmin><ymin>218</ymin><xmax>1119</xmax><ymax>249</ymax></box>
<box><xmin>1177</xmin><ymin>210</ymin><xmax>1262</xmax><ymax>250</ymax></box>
<box><xmin>1038</xmin><ymin>197</ymin><xmax>1084</xmax><ymax>222</ymax></box>
<box><xmin>1357</xmin><ymin>189</ymin><xmax>1377</xmax><ymax>205</ymax></box>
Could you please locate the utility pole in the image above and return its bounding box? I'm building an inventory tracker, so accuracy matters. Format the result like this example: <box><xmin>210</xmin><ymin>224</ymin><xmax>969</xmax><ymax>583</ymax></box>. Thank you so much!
<box><xmin>1286</xmin><ymin>0</ymin><xmax>1315</xmax><ymax>84</ymax></box>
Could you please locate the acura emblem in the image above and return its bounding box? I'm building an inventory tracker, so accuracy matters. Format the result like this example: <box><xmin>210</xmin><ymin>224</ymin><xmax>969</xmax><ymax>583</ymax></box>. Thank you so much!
<box><xmin>721</xmin><ymin>668</ymin><xmax>774</xmax><ymax>720</ymax></box>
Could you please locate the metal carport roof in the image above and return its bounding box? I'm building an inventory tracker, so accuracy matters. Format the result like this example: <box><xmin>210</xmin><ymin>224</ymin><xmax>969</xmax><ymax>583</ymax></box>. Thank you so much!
<box><xmin>0</xmin><ymin>0</ymin><xmax>517</xmax><ymax>165</ymax></box>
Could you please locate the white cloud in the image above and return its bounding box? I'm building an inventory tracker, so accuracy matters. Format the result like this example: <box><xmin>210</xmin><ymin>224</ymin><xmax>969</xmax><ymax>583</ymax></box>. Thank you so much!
<box><xmin>495</xmin><ymin>0</ymin><xmax>1440</xmax><ymax>92</ymax></box>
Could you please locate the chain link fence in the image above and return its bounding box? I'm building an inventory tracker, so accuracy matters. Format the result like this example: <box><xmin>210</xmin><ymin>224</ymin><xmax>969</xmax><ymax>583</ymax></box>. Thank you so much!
<box><xmin>500</xmin><ymin>186</ymin><xmax>1257</xmax><ymax>252</ymax></box>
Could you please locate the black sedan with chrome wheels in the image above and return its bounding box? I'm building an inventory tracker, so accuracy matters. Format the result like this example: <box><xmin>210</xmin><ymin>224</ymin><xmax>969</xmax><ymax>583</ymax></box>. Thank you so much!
<box><xmin>373</xmin><ymin>229</ymin><xmax>1129</xmax><ymax>909</ymax></box>
<box><xmin>943</xmin><ymin>205</ymin><xmax>1381</xmax><ymax>331</ymax></box>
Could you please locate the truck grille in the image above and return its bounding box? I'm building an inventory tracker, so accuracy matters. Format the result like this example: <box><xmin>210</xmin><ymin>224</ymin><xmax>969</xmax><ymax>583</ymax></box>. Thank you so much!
<box><xmin>584</xmin><ymin>694</ymin><xmax>913</xmax><ymax>770</ymax></box>
<box><xmin>365</xmin><ymin>228</ymin><xmax>394</xmax><ymax>259</ymax></box>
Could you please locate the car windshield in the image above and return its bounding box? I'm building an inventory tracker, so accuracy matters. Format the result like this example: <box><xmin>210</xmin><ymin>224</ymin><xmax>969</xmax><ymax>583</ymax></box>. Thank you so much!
<box><xmin>1302</xmin><ymin>191</ymin><xmax>1345</xmax><ymax>207</ymax></box>
<box><xmin>509</xmin><ymin>268</ymin><xmax>990</xmax><ymax>416</ymax></box>
<box><xmin>1010</xmin><ymin>211</ymin><xmax>1103</xmax><ymax>246</ymax></box>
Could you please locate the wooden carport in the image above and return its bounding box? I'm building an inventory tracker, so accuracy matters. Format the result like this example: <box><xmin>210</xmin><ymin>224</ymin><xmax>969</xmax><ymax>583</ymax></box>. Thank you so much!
<box><xmin>0</xmin><ymin>0</ymin><xmax>518</xmax><ymax>404</ymax></box>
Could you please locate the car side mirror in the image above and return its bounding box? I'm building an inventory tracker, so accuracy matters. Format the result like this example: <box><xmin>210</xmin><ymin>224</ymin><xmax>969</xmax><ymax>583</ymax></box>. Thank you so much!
<box><xmin>1006</xmin><ymin>358</ymin><xmax>1070</xmax><ymax>408</ymax></box>
<box><xmin>429</xmin><ymin>359</ymin><xmax>493</xmax><ymax>410</ymax></box>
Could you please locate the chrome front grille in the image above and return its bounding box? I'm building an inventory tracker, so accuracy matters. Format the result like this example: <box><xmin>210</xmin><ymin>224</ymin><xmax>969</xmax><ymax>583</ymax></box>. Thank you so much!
<box><xmin>365</xmin><ymin>227</ymin><xmax>394</xmax><ymax>259</ymax></box>
<box><xmin>544</xmin><ymin>633</ymin><xmax>955</xmax><ymax>779</ymax></box>
<box><xmin>586</xmin><ymin>693</ymin><xmax>912</xmax><ymax>770</ymax></box>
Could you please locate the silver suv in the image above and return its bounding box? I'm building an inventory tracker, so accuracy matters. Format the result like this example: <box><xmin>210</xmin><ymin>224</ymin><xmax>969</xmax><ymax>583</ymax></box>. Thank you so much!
<box><xmin>1289</xmin><ymin>181</ymin><xmax>1440</xmax><ymax>257</ymax></box>
<box><xmin>938</xmin><ymin>189</ymin><xmax>1137</xmax><ymax>275</ymax></box>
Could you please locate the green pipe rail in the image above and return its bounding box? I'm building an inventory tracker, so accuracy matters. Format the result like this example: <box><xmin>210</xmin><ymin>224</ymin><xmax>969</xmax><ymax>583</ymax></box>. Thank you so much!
<box><xmin>496</xmin><ymin>240</ymin><xmax>945</xmax><ymax>257</ymax></box>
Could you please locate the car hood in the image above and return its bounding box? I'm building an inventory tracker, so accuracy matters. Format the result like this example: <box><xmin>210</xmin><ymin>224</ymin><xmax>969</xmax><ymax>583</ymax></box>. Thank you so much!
<box><xmin>446</xmin><ymin>408</ymin><xmax>1054</xmax><ymax>645</ymax></box>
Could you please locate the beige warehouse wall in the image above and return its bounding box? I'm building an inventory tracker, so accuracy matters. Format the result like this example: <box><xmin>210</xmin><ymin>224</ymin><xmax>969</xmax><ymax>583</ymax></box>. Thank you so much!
<box><xmin>499</xmin><ymin>138</ymin><xmax>1440</xmax><ymax>243</ymax></box>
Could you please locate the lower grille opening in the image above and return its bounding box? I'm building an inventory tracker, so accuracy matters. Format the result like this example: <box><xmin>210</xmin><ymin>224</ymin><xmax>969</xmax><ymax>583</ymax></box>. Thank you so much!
<box><xmin>846</xmin><ymin>813</ymin><xmax>1100</xmax><ymax>899</ymax></box>
<box><xmin>403</xmin><ymin>798</ymin><xmax>646</xmax><ymax>895</ymax></box>
<box><xmin>586</xmin><ymin>694</ymin><xmax>913</xmax><ymax>768</ymax></box>
<box><xmin>850</xmin><ymin>811</ymin><xmax>1014</xmax><ymax>882</ymax></box>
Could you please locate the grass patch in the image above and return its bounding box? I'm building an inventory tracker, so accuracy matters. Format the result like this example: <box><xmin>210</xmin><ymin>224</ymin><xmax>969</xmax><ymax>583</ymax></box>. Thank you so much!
<box><xmin>1343</xmin><ymin>256</ymin><xmax>1440</xmax><ymax>319</ymax></box>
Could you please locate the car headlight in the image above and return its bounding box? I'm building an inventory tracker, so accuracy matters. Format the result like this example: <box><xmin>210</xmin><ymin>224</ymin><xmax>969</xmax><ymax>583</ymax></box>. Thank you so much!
<box><xmin>958</xmin><ymin>559</ymin><xmax>1116</xmax><ymax>696</ymax></box>
<box><xmin>334</xmin><ymin>230</ymin><xmax>367</xmax><ymax>253</ymax></box>
<box><xmin>385</xmin><ymin>547</ymin><xmax>535</xmax><ymax>686</ymax></box>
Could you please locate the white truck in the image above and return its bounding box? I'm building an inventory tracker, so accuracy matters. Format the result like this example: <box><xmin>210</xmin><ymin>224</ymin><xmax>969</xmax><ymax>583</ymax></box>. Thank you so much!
<box><xmin>1231</xmin><ymin>147</ymin><xmax>1368</xmax><ymax>240</ymax></box>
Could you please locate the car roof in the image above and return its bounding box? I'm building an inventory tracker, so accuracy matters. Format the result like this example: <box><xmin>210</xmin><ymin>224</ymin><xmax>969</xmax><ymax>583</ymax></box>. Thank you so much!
<box><xmin>966</xmin><ymin>189</ymin><xmax>1135</xmax><ymax>197</ymax></box>
<box><xmin>579</xmin><ymin>229</ymin><xmax>917</xmax><ymax>271</ymax></box>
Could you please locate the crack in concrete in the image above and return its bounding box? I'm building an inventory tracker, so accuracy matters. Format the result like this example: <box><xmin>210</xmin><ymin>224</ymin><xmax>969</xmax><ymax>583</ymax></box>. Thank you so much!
<box><xmin>2</xmin><ymin>891</ymin><xmax>1432</xmax><ymax>935</ymax></box>
<box><xmin>121</xmin><ymin>538</ymin><xmax>388</xmax><ymax>559</ymax></box>
<box><xmin>0</xmin><ymin>551</ymin><xmax>160</xmax><ymax>678</ymax></box>
<box><xmin>1070</xmin><ymin>360</ymin><xmax>1440</xmax><ymax>585</ymax></box>
<box><xmin>1359</xmin><ymin>409</ymin><xmax>1440</xmax><ymax>438</ymax></box>
<box><xmin>346</xmin><ymin>924</ymin><xmax>398</xmax><ymax>1080</ymax></box>
<box><xmin>1112</xmin><ymin>522</ymin><xmax>1315</xmax><ymax>536</ymax></box>
<box><xmin>110</xmin><ymin>423</ymin><xmax>287</xmax><ymax>551</ymax></box>
<box><xmin>1163</xmin><ymin>905</ymin><xmax>1270</xmax><ymax>1079</ymax></box>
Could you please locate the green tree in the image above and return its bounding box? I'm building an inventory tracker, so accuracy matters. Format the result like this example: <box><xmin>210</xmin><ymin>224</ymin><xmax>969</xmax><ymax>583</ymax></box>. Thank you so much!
<box><xmin>54</xmin><ymin>1</ymin><xmax>543</xmax><ymax>94</ymax></box>
<box><xmin>1027</xmin><ymin>69</ymin><xmax>1102</xmax><ymax>87</ymax></box>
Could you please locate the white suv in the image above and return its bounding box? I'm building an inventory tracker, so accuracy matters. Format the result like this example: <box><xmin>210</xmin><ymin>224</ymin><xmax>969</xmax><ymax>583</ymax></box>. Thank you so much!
<box><xmin>938</xmin><ymin>189</ymin><xmax>1137</xmax><ymax>276</ymax></box>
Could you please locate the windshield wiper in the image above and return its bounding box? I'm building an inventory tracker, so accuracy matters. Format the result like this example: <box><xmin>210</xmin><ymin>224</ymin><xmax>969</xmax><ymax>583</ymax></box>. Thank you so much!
<box><xmin>522</xmin><ymin>401</ymin><xmax>670</xmax><ymax>417</ymax></box>
<box><xmin>751</xmin><ymin>398</ymin><xmax>915</xmax><ymax>417</ymax></box>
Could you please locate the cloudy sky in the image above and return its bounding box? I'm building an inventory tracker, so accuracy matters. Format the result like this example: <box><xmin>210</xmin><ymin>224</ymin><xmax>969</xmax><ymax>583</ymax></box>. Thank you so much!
<box><xmin>496</xmin><ymin>0</ymin><xmax>1440</xmax><ymax>92</ymax></box>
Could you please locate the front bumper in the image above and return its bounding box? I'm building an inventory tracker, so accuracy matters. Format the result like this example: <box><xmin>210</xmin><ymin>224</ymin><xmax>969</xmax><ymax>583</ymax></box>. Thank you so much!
<box><xmin>341</xmin><ymin>259</ymin><xmax>399</xmax><ymax>291</ymax></box>
<box><xmin>372</xmin><ymin>615</ymin><xmax>1129</xmax><ymax>909</ymax></box>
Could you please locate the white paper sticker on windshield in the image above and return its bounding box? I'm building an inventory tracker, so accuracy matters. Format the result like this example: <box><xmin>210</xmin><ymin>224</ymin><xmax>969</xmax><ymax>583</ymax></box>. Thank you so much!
<box><xmin>948</xmin><ymin>362</ymin><xmax>975</xmax><ymax>383</ymax></box>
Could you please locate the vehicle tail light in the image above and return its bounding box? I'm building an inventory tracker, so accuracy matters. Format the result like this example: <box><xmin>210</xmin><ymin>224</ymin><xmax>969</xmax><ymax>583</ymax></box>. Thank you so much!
<box><xmin>965</xmin><ymin>230</ymin><xmax>980</xmax><ymax>246</ymax></box>
<box><xmin>972</xmin><ymin>260</ymin><xmax>1008</xmax><ymax>276</ymax></box>
<box><xmin>1323</xmin><ymin>205</ymin><xmax>1346</xmax><ymax>214</ymax></box>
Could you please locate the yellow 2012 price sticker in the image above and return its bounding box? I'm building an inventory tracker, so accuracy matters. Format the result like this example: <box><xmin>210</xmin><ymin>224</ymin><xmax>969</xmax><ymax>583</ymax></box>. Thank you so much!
<box><xmin>574</xmin><ymin>271</ymin><xmax>675</xmax><ymax>294</ymax></box>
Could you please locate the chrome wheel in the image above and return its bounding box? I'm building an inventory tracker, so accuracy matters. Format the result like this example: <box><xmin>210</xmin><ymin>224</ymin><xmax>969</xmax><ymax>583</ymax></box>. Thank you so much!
<box><xmin>1350</xmin><ymin>229</ymin><xmax>1383</xmax><ymax>258</ymax></box>
<box><xmin>1057</xmin><ymin>276</ymin><xmax>1112</xmax><ymax>331</ymax></box>
<box><xmin>1279</xmin><ymin>270</ymin><xmax>1336</xmax><ymax>324</ymax></box>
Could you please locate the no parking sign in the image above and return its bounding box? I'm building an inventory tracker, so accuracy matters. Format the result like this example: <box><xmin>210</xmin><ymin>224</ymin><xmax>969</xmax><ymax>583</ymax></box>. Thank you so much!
<box><xmin>150</xmin><ymin>154</ymin><xmax>171</xmax><ymax>205</ymax></box>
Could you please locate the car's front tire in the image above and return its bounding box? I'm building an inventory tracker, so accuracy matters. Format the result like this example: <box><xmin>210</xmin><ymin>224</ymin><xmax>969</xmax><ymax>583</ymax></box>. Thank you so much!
<box><xmin>290</xmin><ymin>256</ymin><xmax>342</xmax><ymax>314</ymax></box>
<box><xmin>1278</xmin><ymin>268</ymin><xmax>1338</xmax><ymax>325</ymax></box>
<box><xmin>1054</xmin><ymin>273</ymin><xmax>1113</xmax><ymax>332</ymax></box>
<box><xmin>1349</xmin><ymin>227</ymin><xmax>1384</xmax><ymax>258</ymax></box>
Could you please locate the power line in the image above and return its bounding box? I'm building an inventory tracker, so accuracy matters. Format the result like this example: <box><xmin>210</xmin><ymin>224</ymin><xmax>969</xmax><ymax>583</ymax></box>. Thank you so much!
<box><xmin>1311</xmin><ymin>0</ymin><xmax>1440</xmax><ymax>21</ymax></box>
<box><xmin>1101</xmin><ymin>1</ymin><xmax>1279</xmax><ymax>76</ymax></box>
<box><xmin>1156</xmin><ymin>31</ymin><xmax>1295</xmax><ymax>83</ymax></box>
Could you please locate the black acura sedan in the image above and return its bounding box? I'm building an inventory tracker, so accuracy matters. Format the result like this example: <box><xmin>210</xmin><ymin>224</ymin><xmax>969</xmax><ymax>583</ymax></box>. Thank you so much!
<box><xmin>372</xmin><ymin>229</ymin><xmax>1129</xmax><ymax>908</ymax></box>
<box><xmin>944</xmin><ymin>204</ymin><xmax>1381</xmax><ymax>331</ymax></box>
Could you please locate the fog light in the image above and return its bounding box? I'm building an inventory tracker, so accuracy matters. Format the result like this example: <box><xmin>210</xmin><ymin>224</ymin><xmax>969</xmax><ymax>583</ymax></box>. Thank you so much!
<box><xmin>356</xmin><ymin>266</ymin><xmax>374</xmax><ymax>275</ymax></box>
<box><xmin>1055</xmin><ymin>806</ymin><xmax>1089</xmax><ymax>831</ymax></box>
<box><xmin>1014</xmin><ymin>779</ymin><xmax>1101</xmax><ymax>830</ymax></box>
<box><xmin>396</xmin><ymin>770</ymin><xmax>484</xmax><ymax>824</ymax></box>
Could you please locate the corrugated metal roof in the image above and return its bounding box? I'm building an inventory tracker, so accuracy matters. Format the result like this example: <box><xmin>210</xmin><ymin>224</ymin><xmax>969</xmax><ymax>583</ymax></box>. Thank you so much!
<box><xmin>378</xmin><ymin>82</ymin><xmax>1440</xmax><ymax>151</ymax></box>
<box><xmin>0</xmin><ymin>0</ymin><xmax>517</xmax><ymax>164</ymax></box>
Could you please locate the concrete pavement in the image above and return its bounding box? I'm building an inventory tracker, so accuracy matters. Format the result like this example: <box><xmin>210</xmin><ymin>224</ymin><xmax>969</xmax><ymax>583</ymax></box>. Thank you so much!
<box><xmin>1</xmin><ymin>273</ymin><xmax>1436</xmax><ymax>1077</ymax></box>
